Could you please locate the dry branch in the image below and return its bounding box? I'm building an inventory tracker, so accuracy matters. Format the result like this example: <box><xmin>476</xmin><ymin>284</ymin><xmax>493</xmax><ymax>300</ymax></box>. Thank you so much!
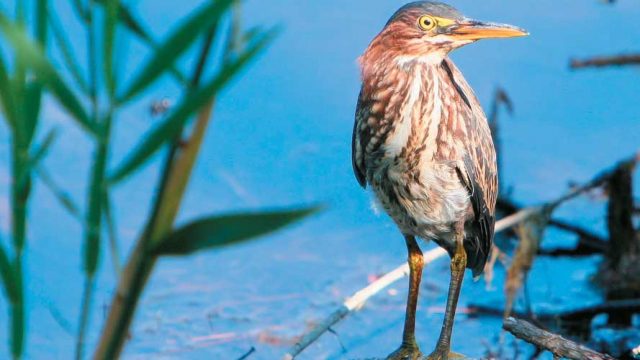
<box><xmin>570</xmin><ymin>54</ymin><xmax>640</xmax><ymax>69</ymax></box>
<box><xmin>505</xmin><ymin>214</ymin><xmax>548</xmax><ymax>318</ymax></box>
<box><xmin>471</xmin><ymin>298</ymin><xmax>640</xmax><ymax>339</ymax></box>
<box><xmin>503</xmin><ymin>317</ymin><xmax>615</xmax><ymax>360</ymax></box>
<box><xmin>501</xmin><ymin>197</ymin><xmax>609</xmax><ymax>255</ymax></box>
<box><xmin>282</xmin><ymin>152</ymin><xmax>639</xmax><ymax>359</ymax></box>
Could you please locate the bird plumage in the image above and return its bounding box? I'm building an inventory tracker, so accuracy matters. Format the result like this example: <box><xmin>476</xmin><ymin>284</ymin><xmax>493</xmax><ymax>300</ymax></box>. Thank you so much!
<box><xmin>351</xmin><ymin>4</ymin><xmax>526</xmax><ymax>358</ymax></box>
<box><xmin>352</xmin><ymin>3</ymin><xmax>498</xmax><ymax>276</ymax></box>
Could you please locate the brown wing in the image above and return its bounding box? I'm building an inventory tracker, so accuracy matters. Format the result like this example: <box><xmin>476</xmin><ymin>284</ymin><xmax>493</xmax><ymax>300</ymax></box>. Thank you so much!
<box><xmin>457</xmin><ymin>156</ymin><xmax>496</xmax><ymax>277</ymax></box>
<box><xmin>442</xmin><ymin>58</ymin><xmax>498</xmax><ymax>276</ymax></box>
<box><xmin>352</xmin><ymin>87</ymin><xmax>368</xmax><ymax>188</ymax></box>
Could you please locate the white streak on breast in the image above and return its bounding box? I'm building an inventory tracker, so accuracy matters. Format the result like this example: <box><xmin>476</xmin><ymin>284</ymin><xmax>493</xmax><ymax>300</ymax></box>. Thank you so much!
<box><xmin>424</xmin><ymin>67</ymin><xmax>442</xmax><ymax>157</ymax></box>
<box><xmin>384</xmin><ymin>69</ymin><xmax>422</xmax><ymax>158</ymax></box>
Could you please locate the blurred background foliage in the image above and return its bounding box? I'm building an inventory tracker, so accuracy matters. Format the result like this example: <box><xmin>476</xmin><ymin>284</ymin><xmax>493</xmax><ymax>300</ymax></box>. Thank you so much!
<box><xmin>0</xmin><ymin>0</ymin><xmax>317</xmax><ymax>358</ymax></box>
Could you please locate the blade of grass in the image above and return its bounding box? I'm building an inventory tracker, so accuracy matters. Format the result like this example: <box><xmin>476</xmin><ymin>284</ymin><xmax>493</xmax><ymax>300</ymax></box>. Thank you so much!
<box><xmin>35</xmin><ymin>0</ymin><xmax>48</xmax><ymax>45</ymax></box>
<box><xmin>29</xmin><ymin>128</ymin><xmax>57</xmax><ymax>169</ymax></box>
<box><xmin>103</xmin><ymin>0</ymin><xmax>119</xmax><ymax>97</ymax></box>
<box><xmin>109</xmin><ymin>28</ymin><xmax>276</xmax><ymax>184</ymax></box>
<box><xmin>49</xmin><ymin>10</ymin><xmax>89</xmax><ymax>95</ymax></box>
<box><xmin>107</xmin><ymin>1</ymin><xmax>188</xmax><ymax>85</ymax></box>
<box><xmin>117</xmin><ymin>0</ymin><xmax>234</xmax><ymax>103</ymax></box>
<box><xmin>23</xmin><ymin>80</ymin><xmax>44</xmax><ymax>144</ymax></box>
<box><xmin>154</xmin><ymin>207</ymin><xmax>320</xmax><ymax>255</ymax></box>
<box><xmin>16</xmin><ymin>127</ymin><xmax>58</xmax><ymax>189</ymax></box>
<box><xmin>0</xmin><ymin>242</ymin><xmax>15</xmax><ymax>301</ymax></box>
<box><xmin>10</xmin><ymin>263</ymin><xmax>24</xmax><ymax>359</ymax></box>
<box><xmin>94</xmin><ymin>0</ymin><xmax>150</xmax><ymax>42</ymax></box>
<box><xmin>86</xmin><ymin>0</ymin><xmax>98</xmax><ymax>116</ymax></box>
<box><xmin>0</xmin><ymin>14</ymin><xmax>97</xmax><ymax>136</ymax></box>
<box><xmin>103</xmin><ymin>188</ymin><xmax>121</xmax><ymax>276</ymax></box>
<box><xmin>78</xmin><ymin>119</ymin><xmax>111</xmax><ymax>360</ymax></box>
<box><xmin>35</xmin><ymin>166</ymin><xmax>82</xmax><ymax>221</ymax></box>
<box><xmin>0</xmin><ymin>51</ymin><xmax>17</xmax><ymax>128</ymax></box>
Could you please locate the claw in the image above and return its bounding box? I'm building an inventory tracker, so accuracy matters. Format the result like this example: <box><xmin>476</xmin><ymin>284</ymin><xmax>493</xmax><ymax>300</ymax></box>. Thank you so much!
<box><xmin>386</xmin><ymin>344</ymin><xmax>423</xmax><ymax>360</ymax></box>
<box><xmin>425</xmin><ymin>350</ymin><xmax>466</xmax><ymax>360</ymax></box>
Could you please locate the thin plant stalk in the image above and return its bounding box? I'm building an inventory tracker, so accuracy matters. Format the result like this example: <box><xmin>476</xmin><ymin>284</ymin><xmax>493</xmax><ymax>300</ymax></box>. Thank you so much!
<box><xmin>5</xmin><ymin>0</ymin><xmax>49</xmax><ymax>357</ymax></box>
<box><xmin>93</xmin><ymin>28</ymin><xmax>218</xmax><ymax>359</ymax></box>
<box><xmin>76</xmin><ymin>1</ymin><xmax>113</xmax><ymax>357</ymax></box>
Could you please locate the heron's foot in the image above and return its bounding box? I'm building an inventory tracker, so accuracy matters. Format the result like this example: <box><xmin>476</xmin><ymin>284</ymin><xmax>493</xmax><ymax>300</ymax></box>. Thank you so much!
<box><xmin>386</xmin><ymin>344</ymin><xmax>423</xmax><ymax>360</ymax></box>
<box><xmin>425</xmin><ymin>348</ymin><xmax>465</xmax><ymax>360</ymax></box>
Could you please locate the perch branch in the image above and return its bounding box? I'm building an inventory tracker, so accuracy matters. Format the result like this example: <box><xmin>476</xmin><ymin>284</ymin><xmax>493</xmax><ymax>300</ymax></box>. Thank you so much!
<box><xmin>570</xmin><ymin>54</ymin><xmax>640</xmax><ymax>69</ymax></box>
<box><xmin>282</xmin><ymin>152</ymin><xmax>639</xmax><ymax>359</ymax></box>
<box><xmin>503</xmin><ymin>317</ymin><xmax>615</xmax><ymax>360</ymax></box>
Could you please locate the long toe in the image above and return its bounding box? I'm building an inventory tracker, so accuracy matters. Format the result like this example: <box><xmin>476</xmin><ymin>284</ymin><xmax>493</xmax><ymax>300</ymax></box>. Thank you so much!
<box><xmin>386</xmin><ymin>344</ymin><xmax>423</xmax><ymax>360</ymax></box>
<box><xmin>425</xmin><ymin>350</ymin><xmax>467</xmax><ymax>360</ymax></box>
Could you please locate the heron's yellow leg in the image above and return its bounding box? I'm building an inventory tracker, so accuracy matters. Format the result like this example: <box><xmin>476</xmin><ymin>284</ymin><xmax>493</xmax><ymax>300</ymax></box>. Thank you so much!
<box><xmin>386</xmin><ymin>235</ymin><xmax>424</xmax><ymax>360</ymax></box>
<box><xmin>427</xmin><ymin>239</ymin><xmax>467</xmax><ymax>360</ymax></box>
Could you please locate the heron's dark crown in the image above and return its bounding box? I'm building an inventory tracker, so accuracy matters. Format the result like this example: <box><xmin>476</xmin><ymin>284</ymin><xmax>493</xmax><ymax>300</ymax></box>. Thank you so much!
<box><xmin>386</xmin><ymin>1</ymin><xmax>464</xmax><ymax>26</ymax></box>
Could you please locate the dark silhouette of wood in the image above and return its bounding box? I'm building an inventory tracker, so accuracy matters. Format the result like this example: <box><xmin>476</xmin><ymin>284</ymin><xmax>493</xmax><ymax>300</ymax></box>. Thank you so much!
<box><xmin>607</xmin><ymin>165</ymin><xmax>637</xmax><ymax>269</ymax></box>
<box><xmin>503</xmin><ymin>317</ymin><xmax>616</xmax><ymax>360</ymax></box>
<box><xmin>604</xmin><ymin>164</ymin><xmax>639</xmax><ymax>326</ymax></box>
<box><xmin>472</xmin><ymin>299</ymin><xmax>640</xmax><ymax>339</ymax></box>
<box><xmin>497</xmin><ymin>198</ymin><xmax>609</xmax><ymax>256</ymax></box>
<box><xmin>570</xmin><ymin>54</ymin><xmax>640</xmax><ymax>69</ymax></box>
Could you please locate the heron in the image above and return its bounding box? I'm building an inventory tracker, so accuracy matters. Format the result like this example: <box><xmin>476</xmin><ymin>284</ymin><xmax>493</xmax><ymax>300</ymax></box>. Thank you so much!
<box><xmin>351</xmin><ymin>2</ymin><xmax>527</xmax><ymax>359</ymax></box>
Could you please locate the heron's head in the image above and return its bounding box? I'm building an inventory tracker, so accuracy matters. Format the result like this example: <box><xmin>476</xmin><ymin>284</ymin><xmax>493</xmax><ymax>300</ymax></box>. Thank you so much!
<box><xmin>364</xmin><ymin>2</ymin><xmax>527</xmax><ymax>66</ymax></box>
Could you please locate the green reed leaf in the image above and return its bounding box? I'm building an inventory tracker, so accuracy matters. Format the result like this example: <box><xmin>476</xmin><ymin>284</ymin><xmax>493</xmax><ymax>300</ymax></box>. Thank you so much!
<box><xmin>49</xmin><ymin>11</ymin><xmax>89</xmax><ymax>95</ymax></box>
<box><xmin>103</xmin><ymin>0</ymin><xmax>119</xmax><ymax>96</ymax></box>
<box><xmin>118</xmin><ymin>0</ymin><xmax>234</xmax><ymax>103</ymax></box>
<box><xmin>0</xmin><ymin>51</ymin><xmax>17</xmax><ymax>128</ymax></box>
<box><xmin>154</xmin><ymin>207</ymin><xmax>320</xmax><ymax>255</ymax></box>
<box><xmin>0</xmin><ymin>242</ymin><xmax>16</xmax><ymax>302</ymax></box>
<box><xmin>0</xmin><ymin>14</ymin><xmax>97</xmax><ymax>136</ymax></box>
<box><xmin>109</xmin><ymin>28</ymin><xmax>275</xmax><ymax>183</ymax></box>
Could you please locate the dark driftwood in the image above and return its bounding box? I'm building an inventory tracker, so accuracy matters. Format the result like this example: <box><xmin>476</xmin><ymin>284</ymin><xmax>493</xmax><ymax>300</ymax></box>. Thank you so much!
<box><xmin>570</xmin><ymin>54</ymin><xmax>640</xmax><ymax>69</ymax></box>
<box><xmin>603</xmin><ymin>163</ymin><xmax>639</xmax><ymax>326</ymax></box>
<box><xmin>498</xmin><ymin>198</ymin><xmax>608</xmax><ymax>256</ymax></box>
<box><xmin>503</xmin><ymin>317</ymin><xmax>615</xmax><ymax>360</ymax></box>
<box><xmin>473</xmin><ymin>299</ymin><xmax>640</xmax><ymax>338</ymax></box>
<box><xmin>607</xmin><ymin>165</ymin><xmax>636</xmax><ymax>270</ymax></box>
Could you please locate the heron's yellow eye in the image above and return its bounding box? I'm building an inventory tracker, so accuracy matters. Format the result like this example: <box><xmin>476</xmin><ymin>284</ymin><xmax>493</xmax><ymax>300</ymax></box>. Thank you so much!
<box><xmin>418</xmin><ymin>15</ymin><xmax>437</xmax><ymax>31</ymax></box>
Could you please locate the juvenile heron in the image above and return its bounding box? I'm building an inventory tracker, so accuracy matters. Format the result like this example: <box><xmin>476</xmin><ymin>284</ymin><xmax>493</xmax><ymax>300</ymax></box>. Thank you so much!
<box><xmin>351</xmin><ymin>2</ymin><xmax>526</xmax><ymax>359</ymax></box>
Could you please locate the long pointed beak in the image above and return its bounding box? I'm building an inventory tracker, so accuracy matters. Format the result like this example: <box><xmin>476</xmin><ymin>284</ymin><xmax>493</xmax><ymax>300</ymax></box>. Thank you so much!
<box><xmin>448</xmin><ymin>20</ymin><xmax>528</xmax><ymax>40</ymax></box>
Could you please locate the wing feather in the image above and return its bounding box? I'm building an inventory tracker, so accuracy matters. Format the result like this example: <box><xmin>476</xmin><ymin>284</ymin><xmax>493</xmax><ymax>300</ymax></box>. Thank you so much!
<box><xmin>352</xmin><ymin>88</ymin><xmax>367</xmax><ymax>188</ymax></box>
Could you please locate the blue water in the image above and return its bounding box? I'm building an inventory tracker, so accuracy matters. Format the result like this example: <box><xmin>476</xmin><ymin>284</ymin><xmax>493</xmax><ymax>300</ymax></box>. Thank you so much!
<box><xmin>0</xmin><ymin>0</ymin><xmax>639</xmax><ymax>359</ymax></box>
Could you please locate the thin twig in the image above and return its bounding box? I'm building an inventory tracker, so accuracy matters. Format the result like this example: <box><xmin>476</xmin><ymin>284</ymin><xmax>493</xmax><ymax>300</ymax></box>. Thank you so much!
<box><xmin>236</xmin><ymin>346</ymin><xmax>256</xmax><ymax>360</ymax></box>
<box><xmin>499</xmin><ymin>198</ymin><xmax>609</xmax><ymax>252</ymax></box>
<box><xmin>282</xmin><ymin>152</ymin><xmax>640</xmax><ymax>359</ymax></box>
<box><xmin>503</xmin><ymin>317</ymin><xmax>615</xmax><ymax>360</ymax></box>
<box><xmin>570</xmin><ymin>54</ymin><xmax>640</xmax><ymax>69</ymax></box>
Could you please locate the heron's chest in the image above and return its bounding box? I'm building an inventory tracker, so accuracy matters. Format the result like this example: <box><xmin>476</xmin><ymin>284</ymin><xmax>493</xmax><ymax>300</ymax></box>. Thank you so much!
<box><xmin>364</xmin><ymin>67</ymin><xmax>472</xmax><ymax>234</ymax></box>
<box><xmin>367</xmin><ymin>68</ymin><xmax>457</xmax><ymax>181</ymax></box>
